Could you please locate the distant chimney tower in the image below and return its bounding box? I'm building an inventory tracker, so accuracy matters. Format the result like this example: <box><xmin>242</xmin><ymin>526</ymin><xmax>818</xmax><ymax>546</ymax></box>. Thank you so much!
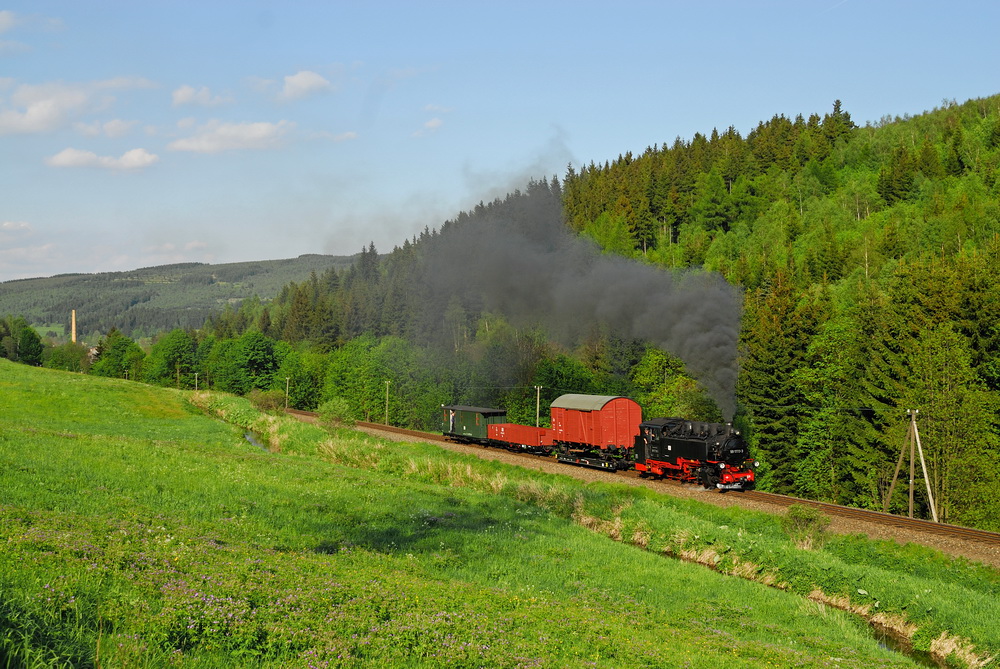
<box><xmin>71</xmin><ymin>310</ymin><xmax>77</xmax><ymax>343</ymax></box>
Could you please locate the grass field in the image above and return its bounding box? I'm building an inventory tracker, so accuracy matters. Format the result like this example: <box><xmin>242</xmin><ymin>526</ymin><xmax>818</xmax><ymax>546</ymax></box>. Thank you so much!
<box><xmin>2</xmin><ymin>359</ymin><xmax>997</xmax><ymax>668</ymax></box>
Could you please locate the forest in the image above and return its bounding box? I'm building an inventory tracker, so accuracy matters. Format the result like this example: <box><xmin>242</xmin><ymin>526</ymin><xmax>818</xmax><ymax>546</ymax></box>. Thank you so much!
<box><xmin>5</xmin><ymin>95</ymin><xmax>1000</xmax><ymax>531</ymax></box>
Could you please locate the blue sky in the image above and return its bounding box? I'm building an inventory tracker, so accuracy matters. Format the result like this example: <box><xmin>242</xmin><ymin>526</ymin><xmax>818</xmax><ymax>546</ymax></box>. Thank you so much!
<box><xmin>1</xmin><ymin>1</ymin><xmax>998</xmax><ymax>281</ymax></box>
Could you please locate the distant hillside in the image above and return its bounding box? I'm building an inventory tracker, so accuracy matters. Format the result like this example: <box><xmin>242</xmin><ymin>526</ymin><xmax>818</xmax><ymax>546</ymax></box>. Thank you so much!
<box><xmin>0</xmin><ymin>254</ymin><xmax>356</xmax><ymax>341</ymax></box>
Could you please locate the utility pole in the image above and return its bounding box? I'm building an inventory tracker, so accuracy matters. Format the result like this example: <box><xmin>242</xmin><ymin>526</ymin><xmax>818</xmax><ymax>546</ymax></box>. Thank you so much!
<box><xmin>535</xmin><ymin>385</ymin><xmax>542</xmax><ymax>427</ymax></box>
<box><xmin>883</xmin><ymin>409</ymin><xmax>939</xmax><ymax>522</ymax></box>
<box><xmin>285</xmin><ymin>377</ymin><xmax>290</xmax><ymax>410</ymax></box>
<box><xmin>911</xmin><ymin>410</ymin><xmax>938</xmax><ymax>522</ymax></box>
<box><xmin>385</xmin><ymin>380</ymin><xmax>391</xmax><ymax>425</ymax></box>
<box><xmin>909</xmin><ymin>410</ymin><xmax>916</xmax><ymax>518</ymax></box>
<box><xmin>194</xmin><ymin>372</ymin><xmax>199</xmax><ymax>391</ymax></box>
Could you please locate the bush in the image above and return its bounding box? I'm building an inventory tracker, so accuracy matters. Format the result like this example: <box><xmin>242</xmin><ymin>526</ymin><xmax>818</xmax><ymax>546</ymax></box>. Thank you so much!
<box><xmin>780</xmin><ymin>503</ymin><xmax>830</xmax><ymax>550</ymax></box>
<box><xmin>317</xmin><ymin>397</ymin><xmax>355</xmax><ymax>428</ymax></box>
<box><xmin>246</xmin><ymin>388</ymin><xmax>286</xmax><ymax>412</ymax></box>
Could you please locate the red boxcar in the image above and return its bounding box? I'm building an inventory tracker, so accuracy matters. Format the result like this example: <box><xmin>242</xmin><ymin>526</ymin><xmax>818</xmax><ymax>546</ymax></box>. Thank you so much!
<box><xmin>488</xmin><ymin>423</ymin><xmax>553</xmax><ymax>453</ymax></box>
<box><xmin>549</xmin><ymin>394</ymin><xmax>642</xmax><ymax>451</ymax></box>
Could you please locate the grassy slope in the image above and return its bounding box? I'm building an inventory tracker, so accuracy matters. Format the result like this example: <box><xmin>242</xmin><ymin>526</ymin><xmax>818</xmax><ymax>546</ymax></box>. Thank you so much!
<box><xmin>1</xmin><ymin>360</ymin><xmax>995</xmax><ymax>668</ymax></box>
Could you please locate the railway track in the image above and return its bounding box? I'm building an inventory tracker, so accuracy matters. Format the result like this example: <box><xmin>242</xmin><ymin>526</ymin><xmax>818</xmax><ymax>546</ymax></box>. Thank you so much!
<box><xmin>286</xmin><ymin>409</ymin><xmax>1000</xmax><ymax>548</ymax></box>
<box><xmin>741</xmin><ymin>489</ymin><xmax>1000</xmax><ymax>546</ymax></box>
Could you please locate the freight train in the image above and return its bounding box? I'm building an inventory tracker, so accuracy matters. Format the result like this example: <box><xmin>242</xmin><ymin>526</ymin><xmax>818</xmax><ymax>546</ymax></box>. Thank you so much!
<box><xmin>441</xmin><ymin>393</ymin><xmax>756</xmax><ymax>490</ymax></box>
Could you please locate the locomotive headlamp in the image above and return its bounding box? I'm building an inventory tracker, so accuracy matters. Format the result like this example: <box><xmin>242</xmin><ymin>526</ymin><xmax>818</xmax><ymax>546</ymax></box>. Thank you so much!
<box><xmin>753</xmin><ymin>460</ymin><xmax>760</xmax><ymax>468</ymax></box>
<box><xmin>718</xmin><ymin>462</ymin><xmax>726</xmax><ymax>469</ymax></box>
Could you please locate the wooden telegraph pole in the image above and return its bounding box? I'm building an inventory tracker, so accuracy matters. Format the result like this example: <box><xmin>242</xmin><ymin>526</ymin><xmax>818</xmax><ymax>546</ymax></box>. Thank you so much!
<box><xmin>385</xmin><ymin>380</ymin><xmax>390</xmax><ymax>425</ymax></box>
<box><xmin>883</xmin><ymin>410</ymin><xmax>939</xmax><ymax>522</ymax></box>
<box><xmin>535</xmin><ymin>385</ymin><xmax>542</xmax><ymax>427</ymax></box>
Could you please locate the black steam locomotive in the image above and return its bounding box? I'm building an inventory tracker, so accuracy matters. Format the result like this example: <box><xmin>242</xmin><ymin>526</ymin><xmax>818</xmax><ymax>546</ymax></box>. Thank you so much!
<box><xmin>634</xmin><ymin>418</ymin><xmax>756</xmax><ymax>490</ymax></box>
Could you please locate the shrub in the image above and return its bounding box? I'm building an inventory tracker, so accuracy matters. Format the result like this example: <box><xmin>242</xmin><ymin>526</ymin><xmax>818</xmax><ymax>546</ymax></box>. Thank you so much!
<box><xmin>246</xmin><ymin>388</ymin><xmax>286</xmax><ymax>411</ymax></box>
<box><xmin>317</xmin><ymin>397</ymin><xmax>355</xmax><ymax>428</ymax></box>
<box><xmin>781</xmin><ymin>504</ymin><xmax>830</xmax><ymax>550</ymax></box>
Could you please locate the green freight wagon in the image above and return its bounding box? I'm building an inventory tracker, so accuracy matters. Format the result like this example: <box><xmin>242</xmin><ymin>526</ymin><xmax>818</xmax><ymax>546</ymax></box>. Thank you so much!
<box><xmin>440</xmin><ymin>404</ymin><xmax>507</xmax><ymax>444</ymax></box>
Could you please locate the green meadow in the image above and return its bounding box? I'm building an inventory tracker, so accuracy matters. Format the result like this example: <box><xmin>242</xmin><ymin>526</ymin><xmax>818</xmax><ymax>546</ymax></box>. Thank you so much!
<box><xmin>1</xmin><ymin>359</ymin><xmax>998</xmax><ymax>668</ymax></box>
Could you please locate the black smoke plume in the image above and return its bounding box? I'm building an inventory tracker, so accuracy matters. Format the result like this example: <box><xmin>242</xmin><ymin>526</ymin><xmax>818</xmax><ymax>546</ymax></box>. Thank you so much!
<box><xmin>418</xmin><ymin>180</ymin><xmax>743</xmax><ymax>418</ymax></box>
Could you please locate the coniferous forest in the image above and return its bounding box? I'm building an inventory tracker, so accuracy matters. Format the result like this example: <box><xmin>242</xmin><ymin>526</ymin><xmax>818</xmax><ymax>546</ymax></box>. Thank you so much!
<box><xmin>7</xmin><ymin>95</ymin><xmax>1000</xmax><ymax>531</ymax></box>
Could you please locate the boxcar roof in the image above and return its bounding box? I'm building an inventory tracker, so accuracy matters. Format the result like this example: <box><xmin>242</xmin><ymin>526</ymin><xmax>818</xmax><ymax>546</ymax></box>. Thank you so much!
<box><xmin>441</xmin><ymin>405</ymin><xmax>507</xmax><ymax>416</ymax></box>
<box><xmin>550</xmin><ymin>394</ymin><xmax>631</xmax><ymax>411</ymax></box>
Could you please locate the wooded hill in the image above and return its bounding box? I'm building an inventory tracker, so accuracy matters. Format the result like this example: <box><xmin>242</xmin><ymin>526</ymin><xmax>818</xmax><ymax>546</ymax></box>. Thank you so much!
<box><xmin>558</xmin><ymin>96</ymin><xmax>1000</xmax><ymax>529</ymax></box>
<box><xmin>0</xmin><ymin>254</ymin><xmax>355</xmax><ymax>340</ymax></box>
<box><xmin>11</xmin><ymin>95</ymin><xmax>1000</xmax><ymax>531</ymax></box>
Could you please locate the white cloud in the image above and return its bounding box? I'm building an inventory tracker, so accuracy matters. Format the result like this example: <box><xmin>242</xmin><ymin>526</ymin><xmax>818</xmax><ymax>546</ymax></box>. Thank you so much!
<box><xmin>0</xmin><ymin>10</ymin><xmax>64</xmax><ymax>34</ymax></box>
<box><xmin>311</xmin><ymin>130</ymin><xmax>358</xmax><ymax>142</ymax></box>
<box><xmin>102</xmin><ymin>119</ymin><xmax>136</xmax><ymax>137</ymax></box>
<box><xmin>0</xmin><ymin>10</ymin><xmax>18</xmax><ymax>33</ymax></box>
<box><xmin>74</xmin><ymin>118</ymin><xmax>137</xmax><ymax>137</ymax></box>
<box><xmin>74</xmin><ymin>121</ymin><xmax>101</xmax><ymax>136</ymax></box>
<box><xmin>412</xmin><ymin>117</ymin><xmax>443</xmax><ymax>137</ymax></box>
<box><xmin>0</xmin><ymin>78</ymin><xmax>155</xmax><ymax>135</ymax></box>
<box><xmin>246</xmin><ymin>75</ymin><xmax>276</xmax><ymax>95</ymax></box>
<box><xmin>167</xmin><ymin>119</ymin><xmax>294</xmax><ymax>153</ymax></box>
<box><xmin>0</xmin><ymin>83</ymin><xmax>88</xmax><ymax>133</ymax></box>
<box><xmin>46</xmin><ymin>147</ymin><xmax>160</xmax><ymax>170</ymax></box>
<box><xmin>95</xmin><ymin>76</ymin><xmax>156</xmax><ymax>90</ymax></box>
<box><xmin>172</xmin><ymin>84</ymin><xmax>231</xmax><ymax>107</ymax></box>
<box><xmin>424</xmin><ymin>103</ymin><xmax>453</xmax><ymax>113</ymax></box>
<box><xmin>115</xmin><ymin>148</ymin><xmax>159</xmax><ymax>169</ymax></box>
<box><xmin>279</xmin><ymin>70</ymin><xmax>330</xmax><ymax>101</ymax></box>
<box><xmin>1</xmin><ymin>220</ymin><xmax>33</xmax><ymax>239</ymax></box>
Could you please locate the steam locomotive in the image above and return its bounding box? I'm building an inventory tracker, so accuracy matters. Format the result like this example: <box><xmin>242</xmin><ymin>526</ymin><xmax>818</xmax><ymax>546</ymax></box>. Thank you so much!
<box><xmin>441</xmin><ymin>393</ymin><xmax>756</xmax><ymax>490</ymax></box>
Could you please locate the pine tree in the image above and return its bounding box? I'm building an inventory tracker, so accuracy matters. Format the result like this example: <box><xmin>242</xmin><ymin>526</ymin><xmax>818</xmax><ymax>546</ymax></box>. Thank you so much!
<box><xmin>737</xmin><ymin>271</ymin><xmax>817</xmax><ymax>493</ymax></box>
<box><xmin>876</xmin><ymin>145</ymin><xmax>916</xmax><ymax>203</ymax></box>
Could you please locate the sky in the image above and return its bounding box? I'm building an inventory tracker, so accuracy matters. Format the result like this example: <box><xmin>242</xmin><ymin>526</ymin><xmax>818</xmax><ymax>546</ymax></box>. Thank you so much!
<box><xmin>1</xmin><ymin>1</ymin><xmax>999</xmax><ymax>282</ymax></box>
